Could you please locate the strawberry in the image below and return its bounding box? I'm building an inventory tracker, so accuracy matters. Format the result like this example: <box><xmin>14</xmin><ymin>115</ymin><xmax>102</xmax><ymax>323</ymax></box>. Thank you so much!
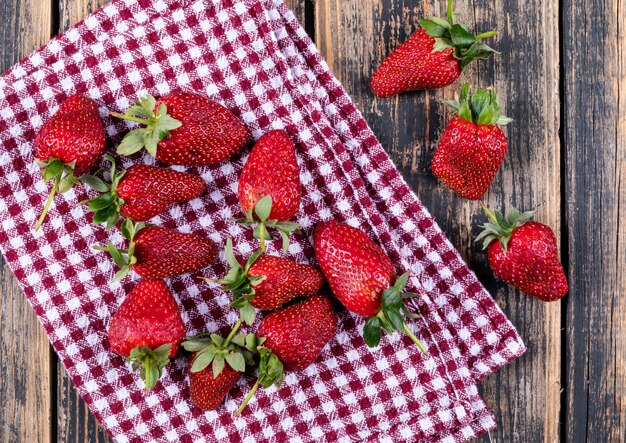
<box><xmin>370</xmin><ymin>0</ymin><xmax>497</xmax><ymax>97</ymax></box>
<box><xmin>182</xmin><ymin>324</ymin><xmax>257</xmax><ymax>410</ymax></box>
<box><xmin>108</xmin><ymin>280</ymin><xmax>186</xmax><ymax>390</ymax></box>
<box><xmin>96</xmin><ymin>219</ymin><xmax>218</xmax><ymax>281</ymax></box>
<box><xmin>476</xmin><ymin>207</ymin><xmax>568</xmax><ymax>301</ymax></box>
<box><xmin>112</xmin><ymin>92</ymin><xmax>249</xmax><ymax>165</ymax></box>
<box><xmin>82</xmin><ymin>155</ymin><xmax>207</xmax><ymax>228</ymax></box>
<box><xmin>432</xmin><ymin>83</ymin><xmax>512</xmax><ymax>200</ymax></box>
<box><xmin>188</xmin><ymin>358</ymin><xmax>242</xmax><ymax>410</ymax></box>
<box><xmin>238</xmin><ymin>130</ymin><xmax>301</xmax><ymax>251</ymax></box>
<box><xmin>314</xmin><ymin>221</ymin><xmax>427</xmax><ymax>352</ymax></box>
<box><xmin>235</xmin><ymin>295</ymin><xmax>337</xmax><ymax>415</ymax></box>
<box><xmin>205</xmin><ymin>239</ymin><xmax>325</xmax><ymax>324</ymax></box>
<box><xmin>34</xmin><ymin>94</ymin><xmax>106</xmax><ymax>230</ymax></box>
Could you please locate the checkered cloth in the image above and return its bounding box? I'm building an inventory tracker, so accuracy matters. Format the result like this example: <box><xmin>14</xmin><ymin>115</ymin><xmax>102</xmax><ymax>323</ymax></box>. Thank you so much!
<box><xmin>0</xmin><ymin>0</ymin><xmax>525</xmax><ymax>441</ymax></box>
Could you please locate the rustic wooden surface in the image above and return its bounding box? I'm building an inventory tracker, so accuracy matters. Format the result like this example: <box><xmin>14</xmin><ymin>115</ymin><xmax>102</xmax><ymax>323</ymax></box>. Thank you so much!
<box><xmin>0</xmin><ymin>0</ymin><xmax>623</xmax><ymax>442</ymax></box>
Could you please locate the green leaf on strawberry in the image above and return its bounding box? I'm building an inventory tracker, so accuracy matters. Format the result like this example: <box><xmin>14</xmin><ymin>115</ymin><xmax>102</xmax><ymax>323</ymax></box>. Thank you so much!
<box><xmin>418</xmin><ymin>0</ymin><xmax>498</xmax><ymax>69</ymax></box>
<box><xmin>201</xmin><ymin>238</ymin><xmax>266</xmax><ymax>325</ymax></box>
<box><xmin>476</xmin><ymin>205</ymin><xmax>534</xmax><ymax>252</ymax></box>
<box><xmin>235</xmin><ymin>347</ymin><xmax>284</xmax><ymax>416</ymax></box>
<box><xmin>81</xmin><ymin>155</ymin><xmax>127</xmax><ymax>229</ymax></box>
<box><xmin>93</xmin><ymin>218</ymin><xmax>145</xmax><ymax>282</ymax></box>
<box><xmin>112</xmin><ymin>96</ymin><xmax>182</xmax><ymax>157</ymax></box>
<box><xmin>183</xmin><ymin>320</ymin><xmax>255</xmax><ymax>379</ymax></box>
<box><xmin>364</xmin><ymin>272</ymin><xmax>428</xmax><ymax>354</ymax></box>
<box><xmin>238</xmin><ymin>196</ymin><xmax>301</xmax><ymax>253</ymax></box>
<box><xmin>35</xmin><ymin>158</ymin><xmax>82</xmax><ymax>231</ymax></box>
<box><xmin>128</xmin><ymin>343</ymin><xmax>173</xmax><ymax>391</ymax></box>
<box><xmin>445</xmin><ymin>83</ymin><xmax>512</xmax><ymax>127</ymax></box>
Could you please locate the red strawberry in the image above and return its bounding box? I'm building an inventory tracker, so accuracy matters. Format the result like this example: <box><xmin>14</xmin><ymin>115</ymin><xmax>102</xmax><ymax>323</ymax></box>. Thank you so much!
<box><xmin>112</xmin><ymin>92</ymin><xmax>249</xmax><ymax>165</ymax></box>
<box><xmin>370</xmin><ymin>0</ymin><xmax>497</xmax><ymax>97</ymax></box>
<box><xmin>108</xmin><ymin>280</ymin><xmax>185</xmax><ymax>390</ymax></box>
<box><xmin>97</xmin><ymin>220</ymin><xmax>218</xmax><ymax>281</ymax></box>
<box><xmin>476</xmin><ymin>207</ymin><xmax>568</xmax><ymax>301</ymax></box>
<box><xmin>82</xmin><ymin>156</ymin><xmax>207</xmax><ymax>228</ymax></box>
<box><xmin>34</xmin><ymin>94</ymin><xmax>106</xmax><ymax>230</ymax></box>
<box><xmin>258</xmin><ymin>295</ymin><xmax>337</xmax><ymax>370</ymax></box>
<box><xmin>235</xmin><ymin>295</ymin><xmax>337</xmax><ymax>415</ymax></box>
<box><xmin>182</xmin><ymin>324</ymin><xmax>256</xmax><ymax>410</ymax></box>
<box><xmin>188</xmin><ymin>357</ymin><xmax>242</xmax><ymax>410</ymax></box>
<box><xmin>314</xmin><ymin>221</ymin><xmax>427</xmax><ymax>352</ymax></box>
<box><xmin>238</xmin><ymin>130</ymin><xmax>301</xmax><ymax>251</ymax></box>
<box><xmin>208</xmin><ymin>239</ymin><xmax>325</xmax><ymax>324</ymax></box>
<box><xmin>432</xmin><ymin>83</ymin><xmax>512</xmax><ymax>200</ymax></box>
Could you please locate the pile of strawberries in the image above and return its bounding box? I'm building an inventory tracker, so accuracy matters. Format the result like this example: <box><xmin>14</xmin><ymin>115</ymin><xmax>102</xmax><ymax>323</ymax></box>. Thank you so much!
<box><xmin>31</xmin><ymin>0</ymin><xmax>568</xmax><ymax>416</ymax></box>
<box><xmin>33</xmin><ymin>88</ymin><xmax>427</xmax><ymax>411</ymax></box>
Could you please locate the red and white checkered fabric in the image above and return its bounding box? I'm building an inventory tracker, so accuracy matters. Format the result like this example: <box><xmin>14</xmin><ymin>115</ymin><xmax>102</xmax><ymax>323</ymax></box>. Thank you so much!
<box><xmin>0</xmin><ymin>0</ymin><xmax>525</xmax><ymax>441</ymax></box>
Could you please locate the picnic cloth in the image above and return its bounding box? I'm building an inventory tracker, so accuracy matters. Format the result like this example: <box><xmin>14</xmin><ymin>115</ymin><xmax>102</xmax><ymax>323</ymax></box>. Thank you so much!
<box><xmin>0</xmin><ymin>0</ymin><xmax>526</xmax><ymax>441</ymax></box>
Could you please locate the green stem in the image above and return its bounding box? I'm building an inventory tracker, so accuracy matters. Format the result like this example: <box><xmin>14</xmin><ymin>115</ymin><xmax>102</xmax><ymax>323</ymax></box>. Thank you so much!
<box><xmin>481</xmin><ymin>203</ymin><xmax>498</xmax><ymax>224</ymax></box>
<box><xmin>259</xmin><ymin>222</ymin><xmax>266</xmax><ymax>253</ymax></box>
<box><xmin>110</xmin><ymin>112</ymin><xmax>149</xmax><ymax>125</ymax></box>
<box><xmin>143</xmin><ymin>358</ymin><xmax>154</xmax><ymax>391</ymax></box>
<box><xmin>475</xmin><ymin>30</ymin><xmax>497</xmax><ymax>40</ymax></box>
<box><xmin>403</xmin><ymin>323</ymin><xmax>428</xmax><ymax>355</ymax></box>
<box><xmin>35</xmin><ymin>174</ymin><xmax>61</xmax><ymax>231</ymax></box>
<box><xmin>235</xmin><ymin>378</ymin><xmax>261</xmax><ymax>416</ymax></box>
<box><xmin>447</xmin><ymin>0</ymin><xmax>455</xmax><ymax>25</ymax></box>
<box><xmin>222</xmin><ymin>319</ymin><xmax>242</xmax><ymax>348</ymax></box>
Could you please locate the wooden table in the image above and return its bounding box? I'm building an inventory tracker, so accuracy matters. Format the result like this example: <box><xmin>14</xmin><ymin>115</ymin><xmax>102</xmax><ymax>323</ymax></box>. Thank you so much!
<box><xmin>0</xmin><ymin>0</ymin><xmax>623</xmax><ymax>442</ymax></box>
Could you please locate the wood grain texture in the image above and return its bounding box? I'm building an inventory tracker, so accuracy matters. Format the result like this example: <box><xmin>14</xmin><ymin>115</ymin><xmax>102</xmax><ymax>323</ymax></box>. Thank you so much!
<box><xmin>563</xmin><ymin>0</ymin><xmax>626</xmax><ymax>441</ymax></box>
<box><xmin>314</xmin><ymin>1</ymin><xmax>561</xmax><ymax>442</ymax></box>
<box><xmin>0</xmin><ymin>2</ymin><xmax>54</xmax><ymax>442</ymax></box>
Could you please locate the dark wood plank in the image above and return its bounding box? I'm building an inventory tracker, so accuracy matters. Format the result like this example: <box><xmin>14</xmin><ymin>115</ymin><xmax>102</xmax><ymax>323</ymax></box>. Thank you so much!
<box><xmin>563</xmin><ymin>0</ymin><xmax>626</xmax><ymax>441</ymax></box>
<box><xmin>314</xmin><ymin>1</ymin><xmax>561</xmax><ymax>441</ymax></box>
<box><xmin>0</xmin><ymin>1</ymin><xmax>54</xmax><ymax>442</ymax></box>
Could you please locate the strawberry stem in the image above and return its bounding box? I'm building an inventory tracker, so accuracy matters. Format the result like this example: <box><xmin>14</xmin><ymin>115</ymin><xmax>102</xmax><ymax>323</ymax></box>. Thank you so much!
<box><xmin>235</xmin><ymin>378</ymin><xmax>261</xmax><ymax>416</ymax></box>
<box><xmin>259</xmin><ymin>223</ymin><xmax>266</xmax><ymax>252</ymax></box>
<box><xmin>222</xmin><ymin>319</ymin><xmax>242</xmax><ymax>348</ymax></box>
<box><xmin>109</xmin><ymin>112</ymin><xmax>146</xmax><ymax>124</ymax></box>
<box><xmin>403</xmin><ymin>323</ymin><xmax>428</xmax><ymax>355</ymax></box>
<box><xmin>481</xmin><ymin>202</ymin><xmax>498</xmax><ymax>223</ymax></box>
<box><xmin>35</xmin><ymin>174</ymin><xmax>61</xmax><ymax>231</ymax></box>
<box><xmin>475</xmin><ymin>30</ymin><xmax>498</xmax><ymax>40</ymax></box>
<box><xmin>447</xmin><ymin>0</ymin><xmax>454</xmax><ymax>25</ymax></box>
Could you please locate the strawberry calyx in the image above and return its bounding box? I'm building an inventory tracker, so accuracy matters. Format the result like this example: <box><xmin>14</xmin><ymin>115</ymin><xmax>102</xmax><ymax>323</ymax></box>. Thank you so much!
<box><xmin>362</xmin><ymin>272</ymin><xmax>428</xmax><ymax>354</ymax></box>
<box><xmin>235</xmin><ymin>345</ymin><xmax>284</xmax><ymax>416</ymax></box>
<box><xmin>128</xmin><ymin>343</ymin><xmax>173</xmax><ymax>391</ymax></box>
<box><xmin>93</xmin><ymin>218</ymin><xmax>145</xmax><ymax>282</ymax></box>
<box><xmin>237</xmin><ymin>195</ymin><xmax>300</xmax><ymax>252</ymax></box>
<box><xmin>182</xmin><ymin>320</ymin><xmax>257</xmax><ymax>380</ymax></box>
<box><xmin>81</xmin><ymin>155</ymin><xmax>127</xmax><ymax>229</ymax></box>
<box><xmin>201</xmin><ymin>238</ymin><xmax>266</xmax><ymax>325</ymax></box>
<box><xmin>111</xmin><ymin>95</ymin><xmax>182</xmax><ymax>158</ymax></box>
<box><xmin>445</xmin><ymin>83</ymin><xmax>513</xmax><ymax>126</ymax></box>
<box><xmin>476</xmin><ymin>206</ymin><xmax>534</xmax><ymax>252</ymax></box>
<box><xmin>35</xmin><ymin>157</ymin><xmax>81</xmax><ymax>231</ymax></box>
<box><xmin>419</xmin><ymin>0</ymin><xmax>498</xmax><ymax>69</ymax></box>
